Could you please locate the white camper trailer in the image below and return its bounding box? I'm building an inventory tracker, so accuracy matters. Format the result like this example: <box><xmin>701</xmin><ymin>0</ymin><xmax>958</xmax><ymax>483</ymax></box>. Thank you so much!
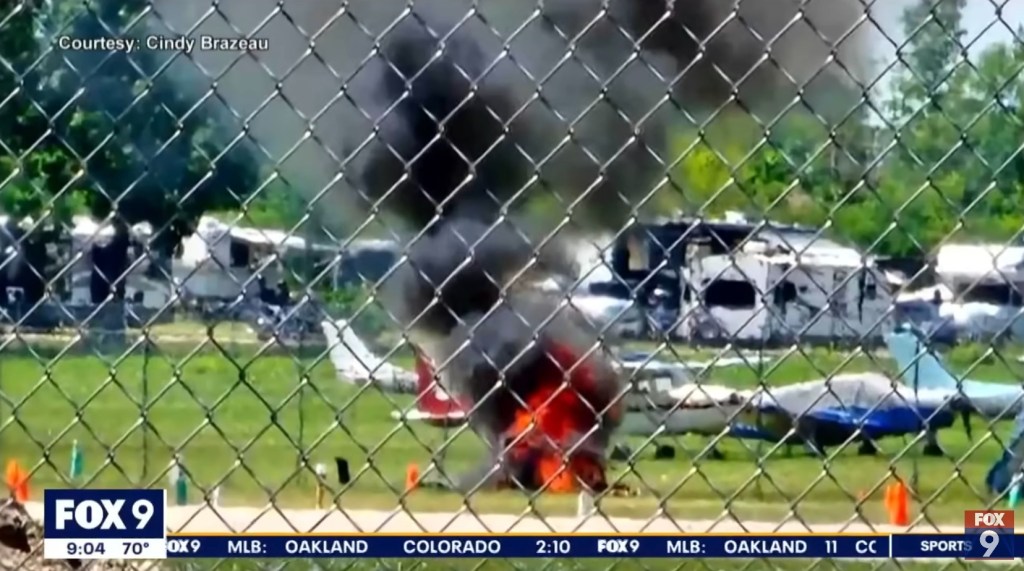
<box><xmin>678</xmin><ymin>234</ymin><xmax>892</xmax><ymax>345</ymax></box>
<box><xmin>930</xmin><ymin>244</ymin><xmax>1024</xmax><ymax>341</ymax></box>
<box><xmin>64</xmin><ymin>216</ymin><xmax>170</xmax><ymax>310</ymax></box>
<box><xmin>173</xmin><ymin>216</ymin><xmax>332</xmax><ymax>302</ymax></box>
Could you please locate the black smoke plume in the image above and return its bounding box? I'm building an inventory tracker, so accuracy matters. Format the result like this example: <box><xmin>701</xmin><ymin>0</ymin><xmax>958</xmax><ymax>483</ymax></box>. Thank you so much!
<box><xmin>359</xmin><ymin>0</ymin><xmax>874</xmax><ymax>492</ymax></box>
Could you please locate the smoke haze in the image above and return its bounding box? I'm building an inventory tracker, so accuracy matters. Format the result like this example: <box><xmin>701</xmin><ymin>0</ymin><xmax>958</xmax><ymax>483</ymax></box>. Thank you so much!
<box><xmin>137</xmin><ymin>0</ymin><xmax>892</xmax><ymax>237</ymax></box>
<box><xmin>43</xmin><ymin>0</ymin><xmax>900</xmax><ymax>490</ymax></box>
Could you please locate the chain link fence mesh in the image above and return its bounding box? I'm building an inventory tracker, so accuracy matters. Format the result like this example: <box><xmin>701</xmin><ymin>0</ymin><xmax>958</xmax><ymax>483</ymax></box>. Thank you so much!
<box><xmin>1</xmin><ymin>0</ymin><xmax>1024</xmax><ymax>568</ymax></box>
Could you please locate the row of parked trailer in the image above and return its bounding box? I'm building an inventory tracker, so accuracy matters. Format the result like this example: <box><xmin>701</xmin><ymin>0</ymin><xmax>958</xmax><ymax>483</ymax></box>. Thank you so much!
<box><xmin>566</xmin><ymin>216</ymin><xmax>1024</xmax><ymax>347</ymax></box>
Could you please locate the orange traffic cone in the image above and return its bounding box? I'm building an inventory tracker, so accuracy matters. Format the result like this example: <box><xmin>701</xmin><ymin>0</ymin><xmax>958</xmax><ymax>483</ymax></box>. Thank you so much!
<box><xmin>405</xmin><ymin>464</ymin><xmax>420</xmax><ymax>492</ymax></box>
<box><xmin>15</xmin><ymin>482</ymin><xmax>28</xmax><ymax>503</ymax></box>
<box><xmin>883</xmin><ymin>483</ymin><xmax>895</xmax><ymax>513</ymax></box>
<box><xmin>888</xmin><ymin>481</ymin><xmax>909</xmax><ymax>526</ymax></box>
<box><xmin>4</xmin><ymin>461</ymin><xmax>18</xmax><ymax>489</ymax></box>
<box><xmin>5</xmin><ymin>460</ymin><xmax>29</xmax><ymax>502</ymax></box>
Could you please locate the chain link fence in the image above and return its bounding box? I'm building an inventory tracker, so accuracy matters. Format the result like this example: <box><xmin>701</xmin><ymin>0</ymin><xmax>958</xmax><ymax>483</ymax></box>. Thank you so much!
<box><xmin>2</xmin><ymin>0</ymin><xmax>1024</xmax><ymax>567</ymax></box>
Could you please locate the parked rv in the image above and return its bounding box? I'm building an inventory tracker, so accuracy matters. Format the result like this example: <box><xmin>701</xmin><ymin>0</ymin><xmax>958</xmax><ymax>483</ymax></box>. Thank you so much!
<box><xmin>929</xmin><ymin>244</ymin><xmax>1024</xmax><ymax>342</ymax></box>
<box><xmin>677</xmin><ymin>232</ymin><xmax>893</xmax><ymax>345</ymax></box>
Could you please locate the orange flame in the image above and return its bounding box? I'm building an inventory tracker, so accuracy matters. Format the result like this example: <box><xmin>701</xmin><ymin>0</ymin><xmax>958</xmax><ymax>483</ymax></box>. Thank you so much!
<box><xmin>504</xmin><ymin>343</ymin><xmax>620</xmax><ymax>494</ymax></box>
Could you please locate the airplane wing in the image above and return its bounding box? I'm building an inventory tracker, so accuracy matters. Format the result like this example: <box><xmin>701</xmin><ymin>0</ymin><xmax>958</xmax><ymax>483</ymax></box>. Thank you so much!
<box><xmin>617</xmin><ymin>353</ymin><xmax>765</xmax><ymax>379</ymax></box>
<box><xmin>746</xmin><ymin>372</ymin><xmax>958</xmax><ymax>414</ymax></box>
<box><xmin>617</xmin><ymin>352</ymin><xmax>767</xmax><ymax>402</ymax></box>
<box><xmin>627</xmin><ymin>381</ymin><xmax>747</xmax><ymax>410</ymax></box>
<box><xmin>618</xmin><ymin>383</ymin><xmax>747</xmax><ymax>436</ymax></box>
<box><xmin>619</xmin><ymin>360</ymin><xmax>694</xmax><ymax>386</ymax></box>
<box><xmin>390</xmin><ymin>409</ymin><xmax>468</xmax><ymax>422</ymax></box>
<box><xmin>957</xmin><ymin>379</ymin><xmax>1024</xmax><ymax>418</ymax></box>
<box><xmin>685</xmin><ymin>356</ymin><xmax>764</xmax><ymax>369</ymax></box>
<box><xmin>336</xmin><ymin>366</ymin><xmax>420</xmax><ymax>394</ymax></box>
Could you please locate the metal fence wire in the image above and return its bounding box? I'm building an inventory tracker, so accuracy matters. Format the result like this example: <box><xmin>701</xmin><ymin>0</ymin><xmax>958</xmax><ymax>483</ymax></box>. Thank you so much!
<box><xmin>2</xmin><ymin>0</ymin><xmax>1024</xmax><ymax>568</ymax></box>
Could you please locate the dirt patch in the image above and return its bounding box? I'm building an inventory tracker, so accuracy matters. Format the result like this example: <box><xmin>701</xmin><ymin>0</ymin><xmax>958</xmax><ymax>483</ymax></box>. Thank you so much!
<box><xmin>0</xmin><ymin>499</ymin><xmax>141</xmax><ymax>571</ymax></box>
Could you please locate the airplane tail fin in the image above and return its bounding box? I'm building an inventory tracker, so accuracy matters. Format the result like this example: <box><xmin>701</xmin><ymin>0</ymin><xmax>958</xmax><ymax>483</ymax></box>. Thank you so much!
<box><xmin>412</xmin><ymin>348</ymin><xmax>468</xmax><ymax>418</ymax></box>
<box><xmin>321</xmin><ymin>319</ymin><xmax>381</xmax><ymax>380</ymax></box>
<box><xmin>885</xmin><ymin>327</ymin><xmax>959</xmax><ymax>390</ymax></box>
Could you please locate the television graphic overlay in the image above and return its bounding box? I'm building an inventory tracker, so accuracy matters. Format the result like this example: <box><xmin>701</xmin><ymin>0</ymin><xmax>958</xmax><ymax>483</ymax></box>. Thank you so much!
<box><xmin>964</xmin><ymin>510</ymin><xmax>1014</xmax><ymax>560</ymax></box>
<box><xmin>159</xmin><ymin>533</ymin><xmax>892</xmax><ymax>558</ymax></box>
<box><xmin>44</xmin><ymin>489</ymin><xmax>167</xmax><ymax>560</ymax></box>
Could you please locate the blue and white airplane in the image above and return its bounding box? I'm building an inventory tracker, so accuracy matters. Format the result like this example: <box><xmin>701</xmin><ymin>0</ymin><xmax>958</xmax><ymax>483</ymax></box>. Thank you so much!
<box><xmin>885</xmin><ymin>325</ymin><xmax>1024</xmax><ymax>428</ymax></box>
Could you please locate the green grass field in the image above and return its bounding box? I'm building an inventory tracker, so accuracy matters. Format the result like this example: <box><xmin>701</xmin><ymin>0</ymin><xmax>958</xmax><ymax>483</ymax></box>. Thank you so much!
<box><xmin>2</xmin><ymin>335</ymin><xmax>1024</xmax><ymax>525</ymax></box>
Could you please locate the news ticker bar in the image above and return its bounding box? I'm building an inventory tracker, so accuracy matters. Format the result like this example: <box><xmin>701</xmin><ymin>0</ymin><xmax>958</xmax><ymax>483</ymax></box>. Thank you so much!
<box><xmin>43</xmin><ymin>533</ymin><xmax>1019</xmax><ymax>560</ymax></box>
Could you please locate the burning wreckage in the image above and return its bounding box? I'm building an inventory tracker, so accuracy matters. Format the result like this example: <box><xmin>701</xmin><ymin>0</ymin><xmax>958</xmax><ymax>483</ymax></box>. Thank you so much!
<box><xmin>334</xmin><ymin>0</ymin><xmax>875</xmax><ymax>494</ymax></box>
<box><xmin>324</xmin><ymin>320</ymin><xmax>970</xmax><ymax>467</ymax></box>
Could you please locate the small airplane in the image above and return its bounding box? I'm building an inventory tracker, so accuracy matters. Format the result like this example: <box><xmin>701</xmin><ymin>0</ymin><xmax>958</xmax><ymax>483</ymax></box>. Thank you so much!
<box><xmin>885</xmin><ymin>324</ymin><xmax>1024</xmax><ymax>424</ymax></box>
<box><xmin>321</xmin><ymin>319</ymin><xmax>751</xmax><ymax>436</ymax></box>
<box><xmin>320</xmin><ymin>320</ymin><xmax>955</xmax><ymax>456</ymax></box>
<box><xmin>399</xmin><ymin>348</ymin><xmax>750</xmax><ymax>437</ymax></box>
<box><xmin>730</xmin><ymin>373</ymin><xmax>956</xmax><ymax>455</ymax></box>
<box><xmin>700</xmin><ymin>325</ymin><xmax>1024</xmax><ymax>456</ymax></box>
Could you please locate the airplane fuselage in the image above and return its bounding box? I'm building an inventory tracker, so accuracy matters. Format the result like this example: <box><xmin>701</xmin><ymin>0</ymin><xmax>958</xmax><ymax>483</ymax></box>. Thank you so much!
<box><xmin>618</xmin><ymin>405</ymin><xmax>742</xmax><ymax>436</ymax></box>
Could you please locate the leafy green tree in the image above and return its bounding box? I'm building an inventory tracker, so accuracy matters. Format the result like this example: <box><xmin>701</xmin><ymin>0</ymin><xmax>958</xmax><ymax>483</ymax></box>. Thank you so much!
<box><xmin>894</xmin><ymin>0</ymin><xmax>968</xmax><ymax>107</ymax></box>
<box><xmin>868</xmin><ymin>0</ymin><xmax>971</xmax><ymax>254</ymax></box>
<box><xmin>872</xmin><ymin>1</ymin><xmax>1024</xmax><ymax>253</ymax></box>
<box><xmin>0</xmin><ymin>0</ymin><xmax>86</xmax><ymax>226</ymax></box>
<box><xmin>26</xmin><ymin>0</ymin><xmax>259</xmax><ymax>253</ymax></box>
<box><xmin>5</xmin><ymin>0</ymin><xmax>1024</xmax><ymax>268</ymax></box>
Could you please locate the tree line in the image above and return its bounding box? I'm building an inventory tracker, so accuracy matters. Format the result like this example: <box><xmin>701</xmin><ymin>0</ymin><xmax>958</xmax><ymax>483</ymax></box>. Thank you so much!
<box><xmin>672</xmin><ymin>0</ymin><xmax>1024</xmax><ymax>258</ymax></box>
<box><xmin>0</xmin><ymin>0</ymin><xmax>1019</xmax><ymax>263</ymax></box>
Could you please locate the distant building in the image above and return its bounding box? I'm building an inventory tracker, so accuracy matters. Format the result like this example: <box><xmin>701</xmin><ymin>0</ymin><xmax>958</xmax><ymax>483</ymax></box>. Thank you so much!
<box><xmin>912</xmin><ymin>243</ymin><xmax>1024</xmax><ymax>341</ymax></box>
<box><xmin>679</xmin><ymin>229</ymin><xmax>892</xmax><ymax>344</ymax></box>
<box><xmin>173</xmin><ymin>216</ymin><xmax>333</xmax><ymax>302</ymax></box>
<box><xmin>65</xmin><ymin>215</ymin><xmax>167</xmax><ymax>309</ymax></box>
<box><xmin>606</xmin><ymin>214</ymin><xmax>893</xmax><ymax>345</ymax></box>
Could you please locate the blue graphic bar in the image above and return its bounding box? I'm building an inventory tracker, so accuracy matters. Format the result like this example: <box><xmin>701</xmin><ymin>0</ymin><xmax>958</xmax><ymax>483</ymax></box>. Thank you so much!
<box><xmin>156</xmin><ymin>533</ymin><xmax>1024</xmax><ymax>559</ymax></box>
<box><xmin>166</xmin><ymin>534</ymin><xmax>884</xmax><ymax>558</ymax></box>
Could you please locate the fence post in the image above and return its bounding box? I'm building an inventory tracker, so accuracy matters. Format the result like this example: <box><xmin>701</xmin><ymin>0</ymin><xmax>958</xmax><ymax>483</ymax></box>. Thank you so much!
<box><xmin>142</xmin><ymin>334</ymin><xmax>150</xmax><ymax>483</ymax></box>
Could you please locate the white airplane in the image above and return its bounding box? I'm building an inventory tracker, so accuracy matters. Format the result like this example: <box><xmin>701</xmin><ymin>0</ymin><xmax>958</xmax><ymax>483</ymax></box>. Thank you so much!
<box><xmin>321</xmin><ymin>320</ymin><xmax>972</xmax><ymax>463</ymax></box>
<box><xmin>320</xmin><ymin>319</ymin><xmax>752</xmax><ymax>436</ymax></box>
<box><xmin>618</xmin><ymin>350</ymin><xmax>765</xmax><ymax>387</ymax></box>
<box><xmin>394</xmin><ymin>349</ymin><xmax>961</xmax><ymax>455</ymax></box>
